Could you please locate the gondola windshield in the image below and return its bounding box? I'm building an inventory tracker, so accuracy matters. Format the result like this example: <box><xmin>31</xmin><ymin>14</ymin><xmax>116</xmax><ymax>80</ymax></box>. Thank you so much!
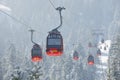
<box><xmin>48</xmin><ymin>38</ymin><xmax>61</xmax><ymax>45</ymax></box>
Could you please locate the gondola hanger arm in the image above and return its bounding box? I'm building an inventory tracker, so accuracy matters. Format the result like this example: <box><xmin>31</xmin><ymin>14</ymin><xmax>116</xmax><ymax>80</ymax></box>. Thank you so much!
<box><xmin>29</xmin><ymin>29</ymin><xmax>37</xmax><ymax>44</ymax></box>
<box><xmin>52</xmin><ymin>7</ymin><xmax>65</xmax><ymax>31</ymax></box>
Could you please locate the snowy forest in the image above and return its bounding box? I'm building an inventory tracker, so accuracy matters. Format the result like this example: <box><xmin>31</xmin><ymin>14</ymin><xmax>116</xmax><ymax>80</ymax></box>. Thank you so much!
<box><xmin>0</xmin><ymin>0</ymin><xmax>120</xmax><ymax>80</ymax></box>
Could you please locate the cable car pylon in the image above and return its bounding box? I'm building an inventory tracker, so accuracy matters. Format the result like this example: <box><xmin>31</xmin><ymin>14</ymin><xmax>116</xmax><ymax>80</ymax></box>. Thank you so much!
<box><xmin>29</xmin><ymin>29</ymin><xmax>42</xmax><ymax>62</ymax></box>
<box><xmin>46</xmin><ymin>7</ymin><xmax>65</xmax><ymax>56</ymax></box>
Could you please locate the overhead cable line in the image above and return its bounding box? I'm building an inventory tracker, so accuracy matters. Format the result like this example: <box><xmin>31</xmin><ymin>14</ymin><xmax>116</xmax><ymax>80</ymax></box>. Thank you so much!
<box><xmin>48</xmin><ymin>0</ymin><xmax>56</xmax><ymax>9</ymax></box>
<box><xmin>0</xmin><ymin>10</ymin><xmax>30</xmax><ymax>28</ymax></box>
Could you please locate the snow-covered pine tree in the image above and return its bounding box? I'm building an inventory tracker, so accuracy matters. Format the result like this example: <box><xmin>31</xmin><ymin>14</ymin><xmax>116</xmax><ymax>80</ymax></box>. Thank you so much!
<box><xmin>2</xmin><ymin>43</ymin><xmax>17</xmax><ymax>80</ymax></box>
<box><xmin>108</xmin><ymin>34</ymin><xmax>120</xmax><ymax>80</ymax></box>
<box><xmin>28</xmin><ymin>65</ymin><xmax>43</xmax><ymax>80</ymax></box>
<box><xmin>10</xmin><ymin>66</ymin><xmax>23</xmax><ymax>80</ymax></box>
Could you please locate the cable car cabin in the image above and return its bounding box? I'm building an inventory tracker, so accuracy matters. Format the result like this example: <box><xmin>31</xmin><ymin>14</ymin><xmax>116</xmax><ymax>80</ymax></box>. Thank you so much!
<box><xmin>46</xmin><ymin>30</ymin><xmax>63</xmax><ymax>56</ymax></box>
<box><xmin>97</xmin><ymin>49</ymin><xmax>101</xmax><ymax>56</ymax></box>
<box><xmin>88</xmin><ymin>55</ymin><xmax>94</xmax><ymax>65</ymax></box>
<box><xmin>73</xmin><ymin>51</ymin><xmax>79</xmax><ymax>60</ymax></box>
<box><xmin>31</xmin><ymin>44</ymin><xmax>42</xmax><ymax>62</ymax></box>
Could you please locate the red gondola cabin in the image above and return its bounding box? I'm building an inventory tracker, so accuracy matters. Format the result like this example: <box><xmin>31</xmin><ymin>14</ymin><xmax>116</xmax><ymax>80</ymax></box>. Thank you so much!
<box><xmin>88</xmin><ymin>55</ymin><xmax>94</xmax><ymax>65</ymax></box>
<box><xmin>31</xmin><ymin>44</ymin><xmax>42</xmax><ymax>62</ymax></box>
<box><xmin>46</xmin><ymin>30</ymin><xmax>63</xmax><ymax>56</ymax></box>
<box><xmin>73</xmin><ymin>51</ymin><xmax>79</xmax><ymax>60</ymax></box>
